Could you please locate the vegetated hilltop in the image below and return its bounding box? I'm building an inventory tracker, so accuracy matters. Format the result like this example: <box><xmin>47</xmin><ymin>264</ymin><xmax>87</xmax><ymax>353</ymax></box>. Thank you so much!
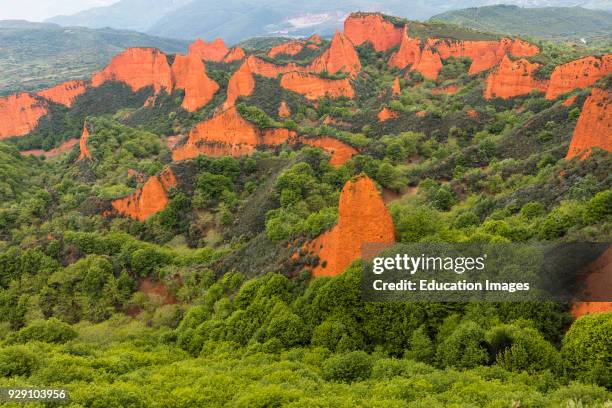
<box><xmin>430</xmin><ymin>5</ymin><xmax>612</xmax><ymax>44</ymax></box>
<box><xmin>0</xmin><ymin>11</ymin><xmax>611</xmax><ymax>406</ymax></box>
<box><xmin>0</xmin><ymin>20</ymin><xmax>189</xmax><ymax>95</ymax></box>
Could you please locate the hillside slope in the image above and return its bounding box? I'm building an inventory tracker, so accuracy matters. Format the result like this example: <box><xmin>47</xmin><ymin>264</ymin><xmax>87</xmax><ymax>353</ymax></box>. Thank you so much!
<box><xmin>0</xmin><ymin>20</ymin><xmax>188</xmax><ymax>95</ymax></box>
<box><xmin>430</xmin><ymin>5</ymin><xmax>612</xmax><ymax>43</ymax></box>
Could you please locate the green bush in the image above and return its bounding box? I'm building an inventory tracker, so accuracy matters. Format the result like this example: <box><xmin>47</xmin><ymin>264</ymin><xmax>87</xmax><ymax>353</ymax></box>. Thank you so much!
<box><xmin>7</xmin><ymin>318</ymin><xmax>77</xmax><ymax>344</ymax></box>
<box><xmin>322</xmin><ymin>351</ymin><xmax>373</xmax><ymax>383</ymax></box>
<box><xmin>0</xmin><ymin>345</ymin><xmax>40</xmax><ymax>377</ymax></box>
<box><xmin>437</xmin><ymin>321</ymin><xmax>489</xmax><ymax>369</ymax></box>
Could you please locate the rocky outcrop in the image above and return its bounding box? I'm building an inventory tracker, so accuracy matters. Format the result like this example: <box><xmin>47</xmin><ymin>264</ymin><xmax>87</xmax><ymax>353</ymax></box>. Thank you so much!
<box><xmin>545</xmin><ymin>55</ymin><xmax>612</xmax><ymax>100</ymax></box>
<box><xmin>388</xmin><ymin>28</ymin><xmax>421</xmax><ymax>69</ymax></box>
<box><xmin>188</xmin><ymin>38</ymin><xmax>230</xmax><ymax>62</ymax></box>
<box><xmin>308</xmin><ymin>34</ymin><xmax>322</xmax><ymax>44</ymax></box>
<box><xmin>36</xmin><ymin>80</ymin><xmax>87</xmax><ymax>107</ymax></box>
<box><xmin>484</xmin><ymin>55</ymin><xmax>548</xmax><ymax>99</ymax></box>
<box><xmin>278</xmin><ymin>101</ymin><xmax>291</xmax><ymax>118</ymax></box>
<box><xmin>508</xmin><ymin>38</ymin><xmax>539</xmax><ymax>57</ymax></box>
<box><xmin>223</xmin><ymin>47</ymin><xmax>246</xmax><ymax>62</ymax></box>
<box><xmin>308</xmin><ymin>175</ymin><xmax>395</xmax><ymax>277</ymax></box>
<box><xmin>344</xmin><ymin>13</ymin><xmax>403</xmax><ymax>52</ymax></box>
<box><xmin>172</xmin><ymin>53</ymin><xmax>219</xmax><ymax>112</ymax></box>
<box><xmin>280</xmin><ymin>72</ymin><xmax>354</xmax><ymax>100</ymax></box>
<box><xmin>412</xmin><ymin>46</ymin><xmax>443</xmax><ymax>80</ymax></box>
<box><xmin>224</xmin><ymin>62</ymin><xmax>255</xmax><ymax>108</ymax></box>
<box><xmin>245</xmin><ymin>55</ymin><xmax>304</xmax><ymax>78</ymax></box>
<box><xmin>21</xmin><ymin>138</ymin><xmax>79</xmax><ymax>159</ymax></box>
<box><xmin>308</xmin><ymin>31</ymin><xmax>361</xmax><ymax>77</ymax></box>
<box><xmin>566</xmin><ymin>88</ymin><xmax>611</xmax><ymax>160</ymax></box>
<box><xmin>377</xmin><ymin>107</ymin><xmax>399</xmax><ymax>121</ymax></box>
<box><xmin>301</xmin><ymin>137</ymin><xmax>357</xmax><ymax>166</ymax></box>
<box><xmin>0</xmin><ymin>93</ymin><xmax>48</xmax><ymax>139</ymax></box>
<box><xmin>268</xmin><ymin>41</ymin><xmax>305</xmax><ymax>58</ymax></box>
<box><xmin>391</xmin><ymin>77</ymin><xmax>401</xmax><ymax>96</ymax></box>
<box><xmin>112</xmin><ymin>166</ymin><xmax>177</xmax><ymax>221</ymax></box>
<box><xmin>78</xmin><ymin>124</ymin><xmax>92</xmax><ymax>160</ymax></box>
<box><xmin>91</xmin><ymin>48</ymin><xmax>173</xmax><ymax>93</ymax></box>
<box><xmin>172</xmin><ymin>107</ymin><xmax>296</xmax><ymax>160</ymax></box>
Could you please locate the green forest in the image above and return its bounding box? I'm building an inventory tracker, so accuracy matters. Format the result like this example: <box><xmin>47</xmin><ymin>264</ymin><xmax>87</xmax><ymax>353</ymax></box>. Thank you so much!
<box><xmin>0</xmin><ymin>13</ymin><xmax>611</xmax><ymax>408</ymax></box>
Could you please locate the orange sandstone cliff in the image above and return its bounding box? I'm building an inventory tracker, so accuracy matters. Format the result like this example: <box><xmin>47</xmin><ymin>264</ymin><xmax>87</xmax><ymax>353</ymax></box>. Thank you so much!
<box><xmin>78</xmin><ymin>124</ymin><xmax>92</xmax><ymax>160</ymax></box>
<box><xmin>224</xmin><ymin>62</ymin><xmax>255</xmax><ymax>108</ymax></box>
<box><xmin>378</xmin><ymin>107</ymin><xmax>399</xmax><ymax>121</ymax></box>
<box><xmin>308</xmin><ymin>31</ymin><xmax>361</xmax><ymax>77</ymax></box>
<box><xmin>268</xmin><ymin>41</ymin><xmax>305</xmax><ymax>58</ymax></box>
<box><xmin>172</xmin><ymin>107</ymin><xmax>296</xmax><ymax>160</ymax></box>
<box><xmin>545</xmin><ymin>54</ymin><xmax>612</xmax><ymax>100</ymax></box>
<box><xmin>245</xmin><ymin>55</ymin><xmax>304</xmax><ymax>78</ymax></box>
<box><xmin>172</xmin><ymin>53</ymin><xmax>219</xmax><ymax>112</ymax></box>
<box><xmin>344</xmin><ymin>13</ymin><xmax>403</xmax><ymax>52</ymax></box>
<box><xmin>112</xmin><ymin>166</ymin><xmax>177</xmax><ymax>221</ymax></box>
<box><xmin>36</xmin><ymin>80</ymin><xmax>87</xmax><ymax>107</ymax></box>
<box><xmin>188</xmin><ymin>38</ymin><xmax>230</xmax><ymax>62</ymax></box>
<box><xmin>411</xmin><ymin>46</ymin><xmax>443</xmax><ymax>80</ymax></box>
<box><xmin>391</xmin><ymin>77</ymin><xmax>401</xmax><ymax>96</ymax></box>
<box><xmin>484</xmin><ymin>55</ymin><xmax>548</xmax><ymax>99</ymax></box>
<box><xmin>309</xmin><ymin>175</ymin><xmax>395</xmax><ymax>277</ymax></box>
<box><xmin>566</xmin><ymin>88</ymin><xmax>611</xmax><ymax>160</ymax></box>
<box><xmin>91</xmin><ymin>48</ymin><xmax>173</xmax><ymax>93</ymax></box>
<box><xmin>280</xmin><ymin>72</ymin><xmax>354</xmax><ymax>100</ymax></box>
<box><xmin>300</xmin><ymin>137</ymin><xmax>357</xmax><ymax>166</ymax></box>
<box><xmin>0</xmin><ymin>93</ymin><xmax>48</xmax><ymax>139</ymax></box>
<box><xmin>388</xmin><ymin>28</ymin><xmax>421</xmax><ymax>69</ymax></box>
<box><xmin>278</xmin><ymin>101</ymin><xmax>291</xmax><ymax>118</ymax></box>
<box><xmin>223</xmin><ymin>47</ymin><xmax>246</xmax><ymax>62</ymax></box>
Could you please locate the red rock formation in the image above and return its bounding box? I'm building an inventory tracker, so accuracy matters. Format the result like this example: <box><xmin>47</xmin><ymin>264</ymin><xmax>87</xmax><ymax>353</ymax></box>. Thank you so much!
<box><xmin>566</xmin><ymin>88</ymin><xmax>611</xmax><ymax>160</ymax></box>
<box><xmin>172</xmin><ymin>53</ymin><xmax>219</xmax><ymax>112</ymax></box>
<box><xmin>411</xmin><ymin>46</ymin><xmax>443</xmax><ymax>80</ymax></box>
<box><xmin>224</xmin><ymin>62</ymin><xmax>255</xmax><ymax>108</ymax></box>
<box><xmin>223</xmin><ymin>47</ymin><xmax>246</xmax><ymax>62</ymax></box>
<box><xmin>344</xmin><ymin>13</ymin><xmax>403</xmax><ymax>52</ymax></box>
<box><xmin>388</xmin><ymin>28</ymin><xmax>421</xmax><ymax>69</ymax></box>
<box><xmin>188</xmin><ymin>38</ymin><xmax>229</xmax><ymax>62</ymax></box>
<box><xmin>20</xmin><ymin>138</ymin><xmax>79</xmax><ymax>159</ymax></box>
<box><xmin>307</xmin><ymin>34</ymin><xmax>322</xmax><ymax>45</ymax></box>
<box><xmin>280</xmin><ymin>72</ymin><xmax>354</xmax><ymax>100</ymax></box>
<box><xmin>562</xmin><ymin>95</ymin><xmax>578</xmax><ymax>107</ymax></box>
<box><xmin>268</xmin><ymin>41</ymin><xmax>305</xmax><ymax>58</ymax></box>
<box><xmin>467</xmin><ymin>109</ymin><xmax>478</xmax><ymax>118</ymax></box>
<box><xmin>508</xmin><ymin>38</ymin><xmax>539</xmax><ymax>57</ymax></box>
<box><xmin>245</xmin><ymin>55</ymin><xmax>304</xmax><ymax>78</ymax></box>
<box><xmin>91</xmin><ymin>48</ymin><xmax>173</xmax><ymax>93</ymax></box>
<box><xmin>36</xmin><ymin>80</ymin><xmax>87</xmax><ymax>107</ymax></box>
<box><xmin>545</xmin><ymin>55</ymin><xmax>612</xmax><ymax>100</ymax></box>
<box><xmin>301</xmin><ymin>137</ymin><xmax>357</xmax><ymax>166</ymax></box>
<box><xmin>391</xmin><ymin>77</ymin><xmax>401</xmax><ymax>96</ymax></box>
<box><xmin>309</xmin><ymin>175</ymin><xmax>395</xmax><ymax>276</ymax></box>
<box><xmin>308</xmin><ymin>31</ymin><xmax>361</xmax><ymax>77</ymax></box>
<box><xmin>78</xmin><ymin>125</ymin><xmax>92</xmax><ymax>160</ymax></box>
<box><xmin>377</xmin><ymin>107</ymin><xmax>399</xmax><ymax>121</ymax></box>
<box><xmin>484</xmin><ymin>55</ymin><xmax>548</xmax><ymax>99</ymax></box>
<box><xmin>0</xmin><ymin>93</ymin><xmax>48</xmax><ymax>139</ymax></box>
<box><xmin>112</xmin><ymin>166</ymin><xmax>177</xmax><ymax>221</ymax></box>
<box><xmin>172</xmin><ymin>107</ymin><xmax>296</xmax><ymax>160</ymax></box>
<box><xmin>278</xmin><ymin>101</ymin><xmax>291</xmax><ymax>118</ymax></box>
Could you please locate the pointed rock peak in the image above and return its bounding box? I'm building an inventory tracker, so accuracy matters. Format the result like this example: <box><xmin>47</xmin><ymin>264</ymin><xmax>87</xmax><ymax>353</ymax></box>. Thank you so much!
<box><xmin>172</xmin><ymin>53</ymin><xmax>219</xmax><ymax>112</ymax></box>
<box><xmin>188</xmin><ymin>38</ymin><xmax>230</xmax><ymax>62</ymax></box>
<box><xmin>308</xmin><ymin>174</ymin><xmax>395</xmax><ymax>277</ymax></box>
<box><xmin>223</xmin><ymin>46</ymin><xmax>246</xmax><ymax>62</ymax></box>
<box><xmin>391</xmin><ymin>77</ymin><xmax>401</xmax><ymax>96</ymax></box>
<box><xmin>278</xmin><ymin>100</ymin><xmax>291</xmax><ymax>118</ymax></box>
<box><xmin>411</xmin><ymin>46</ymin><xmax>442</xmax><ymax>80</ymax></box>
<box><xmin>78</xmin><ymin>123</ymin><xmax>92</xmax><ymax>161</ymax></box>
<box><xmin>224</xmin><ymin>61</ymin><xmax>255</xmax><ymax>109</ymax></box>
<box><xmin>344</xmin><ymin>12</ymin><xmax>404</xmax><ymax>52</ymax></box>
<box><xmin>566</xmin><ymin>88</ymin><xmax>612</xmax><ymax>160</ymax></box>
<box><xmin>308</xmin><ymin>30</ymin><xmax>361</xmax><ymax>77</ymax></box>
<box><xmin>307</xmin><ymin>34</ymin><xmax>322</xmax><ymax>44</ymax></box>
<box><xmin>388</xmin><ymin>27</ymin><xmax>421</xmax><ymax>69</ymax></box>
<box><xmin>378</xmin><ymin>107</ymin><xmax>399</xmax><ymax>121</ymax></box>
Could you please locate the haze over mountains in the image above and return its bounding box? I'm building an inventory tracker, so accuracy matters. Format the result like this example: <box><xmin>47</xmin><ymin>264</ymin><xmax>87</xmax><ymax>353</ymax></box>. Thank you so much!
<box><xmin>46</xmin><ymin>0</ymin><xmax>612</xmax><ymax>43</ymax></box>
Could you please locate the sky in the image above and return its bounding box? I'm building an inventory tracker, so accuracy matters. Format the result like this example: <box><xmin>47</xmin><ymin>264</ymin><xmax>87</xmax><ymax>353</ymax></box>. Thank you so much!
<box><xmin>0</xmin><ymin>0</ymin><xmax>117</xmax><ymax>21</ymax></box>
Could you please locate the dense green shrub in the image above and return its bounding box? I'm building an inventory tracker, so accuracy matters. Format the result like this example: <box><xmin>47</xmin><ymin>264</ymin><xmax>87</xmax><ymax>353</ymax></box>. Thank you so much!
<box><xmin>322</xmin><ymin>351</ymin><xmax>373</xmax><ymax>383</ymax></box>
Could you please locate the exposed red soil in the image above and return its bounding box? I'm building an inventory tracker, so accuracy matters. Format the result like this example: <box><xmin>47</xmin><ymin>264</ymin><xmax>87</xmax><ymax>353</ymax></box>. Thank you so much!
<box><xmin>546</xmin><ymin>54</ymin><xmax>612</xmax><ymax>100</ymax></box>
<box><xmin>280</xmin><ymin>72</ymin><xmax>354</xmax><ymax>100</ymax></box>
<box><xmin>0</xmin><ymin>93</ymin><xmax>48</xmax><ymax>139</ymax></box>
<box><xmin>223</xmin><ymin>47</ymin><xmax>246</xmax><ymax>62</ymax></box>
<box><xmin>278</xmin><ymin>100</ymin><xmax>291</xmax><ymax>118</ymax></box>
<box><xmin>188</xmin><ymin>38</ymin><xmax>230</xmax><ymax>62</ymax></box>
<box><xmin>20</xmin><ymin>138</ymin><xmax>79</xmax><ymax>159</ymax></box>
<box><xmin>344</xmin><ymin>13</ymin><xmax>403</xmax><ymax>52</ymax></box>
<box><xmin>224</xmin><ymin>61</ymin><xmax>255</xmax><ymax>108</ymax></box>
<box><xmin>308</xmin><ymin>31</ymin><xmax>361</xmax><ymax>77</ymax></box>
<box><xmin>36</xmin><ymin>80</ymin><xmax>87</xmax><ymax>107</ymax></box>
<box><xmin>172</xmin><ymin>53</ymin><xmax>219</xmax><ymax>112</ymax></box>
<box><xmin>300</xmin><ymin>137</ymin><xmax>357</xmax><ymax>166</ymax></box>
<box><xmin>78</xmin><ymin>125</ymin><xmax>92</xmax><ymax>160</ymax></box>
<box><xmin>565</xmin><ymin>88</ymin><xmax>611</xmax><ymax>160</ymax></box>
<box><xmin>484</xmin><ymin>55</ymin><xmax>548</xmax><ymax>99</ymax></box>
<box><xmin>377</xmin><ymin>107</ymin><xmax>400</xmax><ymax>121</ymax></box>
<box><xmin>268</xmin><ymin>41</ymin><xmax>305</xmax><ymax>58</ymax></box>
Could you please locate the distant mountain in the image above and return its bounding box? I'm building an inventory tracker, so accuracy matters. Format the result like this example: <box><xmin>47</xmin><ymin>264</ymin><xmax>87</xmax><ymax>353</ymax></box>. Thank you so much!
<box><xmin>0</xmin><ymin>20</ymin><xmax>188</xmax><ymax>95</ymax></box>
<box><xmin>430</xmin><ymin>5</ymin><xmax>612</xmax><ymax>42</ymax></box>
<box><xmin>46</xmin><ymin>0</ymin><xmax>612</xmax><ymax>44</ymax></box>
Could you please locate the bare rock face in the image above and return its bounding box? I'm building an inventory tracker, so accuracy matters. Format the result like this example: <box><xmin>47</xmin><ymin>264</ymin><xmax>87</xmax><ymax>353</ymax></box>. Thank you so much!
<box><xmin>388</xmin><ymin>27</ymin><xmax>421</xmax><ymax>69</ymax></box>
<box><xmin>224</xmin><ymin>62</ymin><xmax>255</xmax><ymax>109</ymax></box>
<box><xmin>300</xmin><ymin>137</ymin><xmax>357</xmax><ymax>166</ymax></box>
<box><xmin>112</xmin><ymin>166</ymin><xmax>177</xmax><ymax>221</ymax></box>
<box><xmin>0</xmin><ymin>93</ymin><xmax>48</xmax><ymax>139</ymax></box>
<box><xmin>308</xmin><ymin>175</ymin><xmax>395</xmax><ymax>277</ymax></box>
<box><xmin>377</xmin><ymin>107</ymin><xmax>399</xmax><ymax>121</ymax></box>
<box><xmin>188</xmin><ymin>38</ymin><xmax>230</xmax><ymax>62</ymax></box>
<box><xmin>391</xmin><ymin>77</ymin><xmax>401</xmax><ymax>96</ymax></box>
<box><xmin>308</xmin><ymin>31</ymin><xmax>361</xmax><ymax>77</ymax></box>
<box><xmin>223</xmin><ymin>47</ymin><xmax>246</xmax><ymax>62</ymax></box>
<box><xmin>279</xmin><ymin>72</ymin><xmax>354</xmax><ymax>100</ymax></box>
<box><xmin>545</xmin><ymin>54</ymin><xmax>612</xmax><ymax>100</ymax></box>
<box><xmin>245</xmin><ymin>55</ymin><xmax>305</xmax><ymax>78</ymax></box>
<box><xmin>172</xmin><ymin>53</ymin><xmax>219</xmax><ymax>112</ymax></box>
<box><xmin>91</xmin><ymin>48</ymin><xmax>173</xmax><ymax>93</ymax></box>
<box><xmin>36</xmin><ymin>80</ymin><xmax>87</xmax><ymax>107</ymax></box>
<box><xmin>344</xmin><ymin>12</ymin><xmax>403</xmax><ymax>52</ymax></box>
<box><xmin>278</xmin><ymin>101</ymin><xmax>291</xmax><ymax>118</ymax></box>
<box><xmin>78</xmin><ymin>124</ymin><xmax>92</xmax><ymax>160</ymax></box>
<box><xmin>268</xmin><ymin>41</ymin><xmax>305</xmax><ymax>58</ymax></box>
<box><xmin>172</xmin><ymin>107</ymin><xmax>296</xmax><ymax>160</ymax></box>
<box><xmin>412</xmin><ymin>46</ymin><xmax>443</xmax><ymax>80</ymax></box>
<box><xmin>484</xmin><ymin>55</ymin><xmax>548</xmax><ymax>99</ymax></box>
<box><xmin>566</xmin><ymin>88</ymin><xmax>611</xmax><ymax>160</ymax></box>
